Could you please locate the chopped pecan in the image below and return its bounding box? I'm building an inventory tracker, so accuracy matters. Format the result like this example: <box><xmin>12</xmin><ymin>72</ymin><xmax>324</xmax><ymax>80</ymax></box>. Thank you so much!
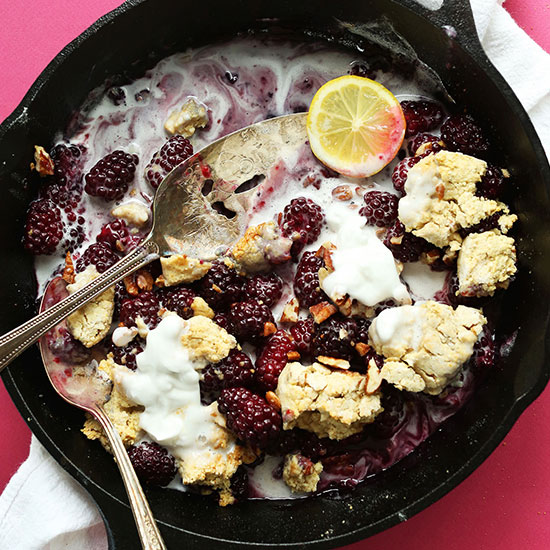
<box><xmin>155</xmin><ymin>274</ymin><xmax>166</xmax><ymax>288</ymax></box>
<box><xmin>280</xmin><ymin>298</ymin><xmax>299</xmax><ymax>323</ymax></box>
<box><xmin>136</xmin><ymin>269</ymin><xmax>154</xmax><ymax>291</ymax></box>
<box><xmin>62</xmin><ymin>252</ymin><xmax>75</xmax><ymax>284</ymax></box>
<box><xmin>287</xmin><ymin>350</ymin><xmax>301</xmax><ymax>361</ymax></box>
<box><xmin>309</xmin><ymin>301</ymin><xmax>337</xmax><ymax>324</ymax></box>
<box><xmin>30</xmin><ymin>145</ymin><xmax>54</xmax><ymax>177</ymax></box>
<box><xmin>123</xmin><ymin>275</ymin><xmax>139</xmax><ymax>296</ymax></box>
<box><xmin>315</xmin><ymin>243</ymin><xmax>335</xmax><ymax>271</ymax></box>
<box><xmin>266</xmin><ymin>391</ymin><xmax>281</xmax><ymax>410</ymax></box>
<box><xmin>332</xmin><ymin>185</ymin><xmax>352</xmax><ymax>201</ymax></box>
<box><xmin>355</xmin><ymin>342</ymin><xmax>370</xmax><ymax>357</ymax></box>
<box><xmin>263</xmin><ymin>322</ymin><xmax>277</xmax><ymax>337</ymax></box>
<box><xmin>317</xmin><ymin>356</ymin><xmax>351</xmax><ymax>370</ymax></box>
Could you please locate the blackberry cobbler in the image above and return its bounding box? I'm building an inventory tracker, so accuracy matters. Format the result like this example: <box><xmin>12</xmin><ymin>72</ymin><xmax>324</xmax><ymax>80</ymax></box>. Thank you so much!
<box><xmin>24</xmin><ymin>38</ymin><xmax>517</xmax><ymax>505</ymax></box>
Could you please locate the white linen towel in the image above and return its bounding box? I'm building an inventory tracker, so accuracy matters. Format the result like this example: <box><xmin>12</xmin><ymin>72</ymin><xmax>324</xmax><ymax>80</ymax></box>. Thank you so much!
<box><xmin>1</xmin><ymin>1</ymin><xmax>549</xmax><ymax>548</ymax></box>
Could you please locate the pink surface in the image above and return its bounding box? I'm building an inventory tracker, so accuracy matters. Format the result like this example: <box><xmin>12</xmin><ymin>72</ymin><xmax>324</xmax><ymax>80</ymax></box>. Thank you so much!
<box><xmin>0</xmin><ymin>1</ymin><xmax>549</xmax><ymax>549</ymax></box>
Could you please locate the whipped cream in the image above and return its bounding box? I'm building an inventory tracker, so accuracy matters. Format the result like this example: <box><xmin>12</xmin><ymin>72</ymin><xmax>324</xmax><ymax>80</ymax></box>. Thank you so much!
<box><xmin>369</xmin><ymin>304</ymin><xmax>424</xmax><ymax>348</ymax></box>
<box><xmin>321</xmin><ymin>204</ymin><xmax>410</xmax><ymax>306</ymax></box>
<box><xmin>119</xmin><ymin>315</ymin><xmax>232</xmax><ymax>462</ymax></box>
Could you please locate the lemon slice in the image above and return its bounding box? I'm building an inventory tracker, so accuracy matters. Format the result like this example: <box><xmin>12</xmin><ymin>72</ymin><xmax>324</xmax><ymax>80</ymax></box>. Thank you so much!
<box><xmin>307</xmin><ymin>76</ymin><xmax>406</xmax><ymax>178</ymax></box>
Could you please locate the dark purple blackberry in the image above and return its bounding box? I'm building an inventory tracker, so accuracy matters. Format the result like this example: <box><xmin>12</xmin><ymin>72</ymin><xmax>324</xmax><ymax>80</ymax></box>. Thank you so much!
<box><xmin>408</xmin><ymin>133</ymin><xmax>445</xmax><ymax>156</ymax></box>
<box><xmin>442</xmin><ymin>271</ymin><xmax>485</xmax><ymax>308</ymax></box>
<box><xmin>127</xmin><ymin>442</ymin><xmax>176</xmax><ymax>486</ymax></box>
<box><xmin>200</xmin><ymin>349</ymin><xmax>255</xmax><ymax>396</ymax></box>
<box><xmin>230</xmin><ymin>466</ymin><xmax>249</xmax><ymax>502</ymax></box>
<box><xmin>46</xmin><ymin>327</ymin><xmax>89</xmax><ymax>364</ymax></box>
<box><xmin>23</xmin><ymin>199</ymin><xmax>64</xmax><ymax>255</ymax></box>
<box><xmin>85</xmin><ymin>150</ymin><xmax>139</xmax><ymax>201</ymax></box>
<box><xmin>213</xmin><ymin>312</ymin><xmax>233</xmax><ymax>333</ymax></box>
<box><xmin>281</xmin><ymin>197</ymin><xmax>325</xmax><ymax>257</ymax></box>
<box><xmin>255</xmin><ymin>331</ymin><xmax>296</xmax><ymax>391</ymax></box>
<box><xmin>96</xmin><ymin>219</ymin><xmax>141</xmax><ymax>253</ymax></box>
<box><xmin>228</xmin><ymin>300</ymin><xmax>274</xmax><ymax>342</ymax></box>
<box><xmin>440</xmin><ymin>114</ymin><xmax>490</xmax><ymax>157</ymax></box>
<box><xmin>354</xmin><ymin>317</ymin><xmax>371</xmax><ymax>345</ymax></box>
<box><xmin>460</xmin><ymin>213</ymin><xmax>501</xmax><ymax>238</ymax></box>
<box><xmin>293</xmin><ymin>251</ymin><xmax>328</xmax><ymax>308</ymax></box>
<box><xmin>360</xmin><ymin>190</ymin><xmax>398</xmax><ymax>227</ymax></box>
<box><xmin>392</xmin><ymin>156</ymin><xmax>422</xmax><ymax>194</ymax></box>
<box><xmin>119</xmin><ymin>291</ymin><xmax>161</xmax><ymax>329</ymax></box>
<box><xmin>383</xmin><ymin>220</ymin><xmax>429</xmax><ymax>263</ymax></box>
<box><xmin>401</xmin><ymin>100</ymin><xmax>444</xmax><ymax>137</ymax></box>
<box><xmin>76</xmin><ymin>242</ymin><xmax>119</xmax><ymax>273</ymax></box>
<box><xmin>108</xmin><ymin>338</ymin><xmax>145</xmax><ymax>371</ymax></box>
<box><xmin>245</xmin><ymin>273</ymin><xmax>283</xmax><ymax>308</ymax></box>
<box><xmin>145</xmin><ymin>135</ymin><xmax>194</xmax><ymax>189</ymax></box>
<box><xmin>311</xmin><ymin>316</ymin><xmax>358</xmax><ymax>361</ymax></box>
<box><xmin>114</xmin><ymin>281</ymin><xmax>130</xmax><ymax>317</ymax></box>
<box><xmin>290</xmin><ymin>318</ymin><xmax>315</xmax><ymax>355</ymax></box>
<box><xmin>473</xmin><ymin>327</ymin><xmax>496</xmax><ymax>369</ymax></box>
<box><xmin>218</xmin><ymin>387</ymin><xmax>281</xmax><ymax>449</ymax></box>
<box><xmin>159</xmin><ymin>286</ymin><xmax>196</xmax><ymax>319</ymax></box>
<box><xmin>477</xmin><ymin>165</ymin><xmax>507</xmax><ymax>199</ymax></box>
<box><xmin>50</xmin><ymin>143</ymin><xmax>86</xmax><ymax>188</ymax></box>
<box><xmin>199</xmin><ymin>262</ymin><xmax>245</xmax><ymax>310</ymax></box>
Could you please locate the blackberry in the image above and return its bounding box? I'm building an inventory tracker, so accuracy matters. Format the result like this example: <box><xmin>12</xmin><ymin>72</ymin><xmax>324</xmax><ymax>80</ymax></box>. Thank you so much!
<box><xmin>114</xmin><ymin>281</ymin><xmax>130</xmax><ymax>317</ymax></box>
<box><xmin>392</xmin><ymin>156</ymin><xmax>422</xmax><ymax>194</ymax></box>
<box><xmin>290</xmin><ymin>318</ymin><xmax>315</xmax><ymax>355</ymax></box>
<box><xmin>23</xmin><ymin>199</ymin><xmax>64</xmax><ymax>255</ymax></box>
<box><xmin>76</xmin><ymin>242</ymin><xmax>119</xmax><ymax>273</ymax></box>
<box><xmin>159</xmin><ymin>286</ymin><xmax>196</xmax><ymax>319</ymax></box>
<box><xmin>199</xmin><ymin>262</ymin><xmax>245</xmax><ymax>310</ymax></box>
<box><xmin>213</xmin><ymin>312</ymin><xmax>233</xmax><ymax>333</ymax></box>
<box><xmin>119</xmin><ymin>291</ymin><xmax>161</xmax><ymax>329</ymax></box>
<box><xmin>108</xmin><ymin>338</ymin><xmax>145</xmax><ymax>371</ymax></box>
<box><xmin>293</xmin><ymin>251</ymin><xmax>328</xmax><ymax>308</ymax></box>
<box><xmin>245</xmin><ymin>273</ymin><xmax>283</xmax><ymax>308</ymax></box>
<box><xmin>218</xmin><ymin>387</ymin><xmax>281</xmax><ymax>449</ymax></box>
<box><xmin>200</xmin><ymin>349</ymin><xmax>254</xmax><ymax>396</ymax></box>
<box><xmin>281</xmin><ymin>197</ymin><xmax>325</xmax><ymax>257</ymax></box>
<box><xmin>85</xmin><ymin>150</ymin><xmax>139</xmax><ymax>201</ymax></box>
<box><xmin>145</xmin><ymin>135</ymin><xmax>193</xmax><ymax>189</ymax></box>
<box><xmin>440</xmin><ymin>114</ymin><xmax>490</xmax><ymax>157</ymax></box>
<box><xmin>311</xmin><ymin>316</ymin><xmax>358</xmax><ymax>361</ymax></box>
<box><xmin>228</xmin><ymin>300</ymin><xmax>274</xmax><ymax>342</ymax></box>
<box><xmin>477</xmin><ymin>165</ymin><xmax>506</xmax><ymax>199</ymax></box>
<box><xmin>383</xmin><ymin>220</ymin><xmax>428</xmax><ymax>263</ymax></box>
<box><xmin>401</xmin><ymin>100</ymin><xmax>444</xmax><ymax>138</ymax></box>
<box><xmin>460</xmin><ymin>213</ymin><xmax>501</xmax><ymax>238</ymax></box>
<box><xmin>230</xmin><ymin>466</ymin><xmax>249</xmax><ymax>502</ymax></box>
<box><xmin>360</xmin><ymin>190</ymin><xmax>398</xmax><ymax>227</ymax></box>
<box><xmin>127</xmin><ymin>442</ymin><xmax>176</xmax><ymax>486</ymax></box>
<box><xmin>408</xmin><ymin>133</ymin><xmax>445</xmax><ymax>157</ymax></box>
<box><xmin>473</xmin><ymin>327</ymin><xmax>496</xmax><ymax>369</ymax></box>
<box><xmin>96</xmin><ymin>219</ymin><xmax>140</xmax><ymax>253</ymax></box>
<box><xmin>255</xmin><ymin>330</ymin><xmax>296</xmax><ymax>391</ymax></box>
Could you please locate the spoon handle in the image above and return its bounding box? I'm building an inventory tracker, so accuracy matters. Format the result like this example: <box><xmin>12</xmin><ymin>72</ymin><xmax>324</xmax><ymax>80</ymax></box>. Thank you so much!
<box><xmin>0</xmin><ymin>240</ymin><xmax>159</xmax><ymax>373</ymax></box>
<box><xmin>93</xmin><ymin>405</ymin><xmax>167</xmax><ymax>550</ymax></box>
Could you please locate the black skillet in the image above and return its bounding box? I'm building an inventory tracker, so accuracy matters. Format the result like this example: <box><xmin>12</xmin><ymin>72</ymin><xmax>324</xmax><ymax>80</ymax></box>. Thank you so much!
<box><xmin>1</xmin><ymin>0</ymin><xmax>549</xmax><ymax>548</ymax></box>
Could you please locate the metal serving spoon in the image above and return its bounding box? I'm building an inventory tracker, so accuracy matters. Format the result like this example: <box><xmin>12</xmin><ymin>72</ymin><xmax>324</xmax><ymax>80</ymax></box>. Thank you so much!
<box><xmin>39</xmin><ymin>276</ymin><xmax>166</xmax><ymax>550</ymax></box>
<box><xmin>0</xmin><ymin>112</ymin><xmax>307</xmax><ymax>372</ymax></box>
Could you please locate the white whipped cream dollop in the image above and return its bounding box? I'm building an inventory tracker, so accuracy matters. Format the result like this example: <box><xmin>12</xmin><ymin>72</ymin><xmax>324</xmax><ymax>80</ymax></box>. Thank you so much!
<box><xmin>321</xmin><ymin>204</ymin><xmax>410</xmax><ymax>307</ymax></box>
<box><xmin>369</xmin><ymin>304</ymin><xmax>424</xmax><ymax>348</ymax></box>
<box><xmin>119</xmin><ymin>315</ymin><xmax>231</xmax><ymax>462</ymax></box>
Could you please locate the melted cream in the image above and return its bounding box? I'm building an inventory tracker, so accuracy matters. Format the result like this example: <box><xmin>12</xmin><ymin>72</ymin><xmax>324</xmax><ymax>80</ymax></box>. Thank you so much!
<box><xmin>369</xmin><ymin>304</ymin><xmax>424</xmax><ymax>348</ymax></box>
<box><xmin>321</xmin><ymin>204</ymin><xmax>410</xmax><ymax>306</ymax></box>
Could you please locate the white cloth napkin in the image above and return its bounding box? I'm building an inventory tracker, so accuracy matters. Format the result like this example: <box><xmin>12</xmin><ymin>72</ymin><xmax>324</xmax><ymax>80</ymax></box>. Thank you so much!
<box><xmin>1</xmin><ymin>1</ymin><xmax>549</xmax><ymax>548</ymax></box>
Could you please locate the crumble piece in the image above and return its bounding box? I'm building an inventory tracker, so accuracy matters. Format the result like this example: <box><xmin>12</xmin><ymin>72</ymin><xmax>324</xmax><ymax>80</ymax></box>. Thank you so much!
<box><xmin>82</xmin><ymin>357</ymin><xmax>143</xmax><ymax>450</ymax></box>
<box><xmin>457</xmin><ymin>231</ymin><xmax>517</xmax><ymax>297</ymax></box>
<box><xmin>30</xmin><ymin>145</ymin><xmax>54</xmax><ymax>176</ymax></box>
<box><xmin>164</xmin><ymin>97</ymin><xmax>208</xmax><ymax>138</ymax></box>
<box><xmin>369</xmin><ymin>301</ymin><xmax>486</xmax><ymax>395</ymax></box>
<box><xmin>191</xmin><ymin>296</ymin><xmax>214</xmax><ymax>319</ymax></box>
<box><xmin>160</xmin><ymin>254</ymin><xmax>212</xmax><ymax>286</ymax></box>
<box><xmin>230</xmin><ymin>221</ymin><xmax>292</xmax><ymax>274</ymax></box>
<box><xmin>180</xmin><ymin>315</ymin><xmax>236</xmax><ymax>363</ymax></box>
<box><xmin>283</xmin><ymin>453</ymin><xmax>323</xmax><ymax>493</ymax></box>
<box><xmin>276</xmin><ymin>362</ymin><xmax>383</xmax><ymax>440</ymax></box>
<box><xmin>399</xmin><ymin>151</ymin><xmax>511</xmax><ymax>248</ymax></box>
<box><xmin>111</xmin><ymin>201</ymin><xmax>150</xmax><ymax>227</ymax></box>
<box><xmin>66</xmin><ymin>266</ymin><xmax>115</xmax><ymax>348</ymax></box>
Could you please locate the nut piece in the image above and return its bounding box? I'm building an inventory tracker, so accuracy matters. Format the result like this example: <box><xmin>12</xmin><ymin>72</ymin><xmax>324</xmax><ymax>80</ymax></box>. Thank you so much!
<box><xmin>263</xmin><ymin>321</ymin><xmax>277</xmax><ymax>337</ymax></box>
<box><xmin>317</xmin><ymin>356</ymin><xmax>351</xmax><ymax>370</ymax></box>
<box><xmin>164</xmin><ymin>97</ymin><xmax>209</xmax><ymax>138</ymax></box>
<box><xmin>365</xmin><ymin>362</ymin><xmax>383</xmax><ymax>394</ymax></box>
<box><xmin>62</xmin><ymin>252</ymin><xmax>75</xmax><ymax>284</ymax></box>
<box><xmin>123</xmin><ymin>275</ymin><xmax>139</xmax><ymax>297</ymax></box>
<box><xmin>266</xmin><ymin>391</ymin><xmax>281</xmax><ymax>410</ymax></box>
<box><xmin>31</xmin><ymin>145</ymin><xmax>54</xmax><ymax>176</ymax></box>
<box><xmin>111</xmin><ymin>201</ymin><xmax>150</xmax><ymax>227</ymax></box>
<box><xmin>355</xmin><ymin>342</ymin><xmax>370</xmax><ymax>357</ymax></box>
<box><xmin>332</xmin><ymin>185</ymin><xmax>352</xmax><ymax>201</ymax></box>
<box><xmin>309</xmin><ymin>301</ymin><xmax>337</xmax><ymax>324</ymax></box>
<box><xmin>136</xmin><ymin>269</ymin><xmax>154</xmax><ymax>292</ymax></box>
<box><xmin>160</xmin><ymin>254</ymin><xmax>212</xmax><ymax>286</ymax></box>
<box><xmin>280</xmin><ymin>298</ymin><xmax>299</xmax><ymax>323</ymax></box>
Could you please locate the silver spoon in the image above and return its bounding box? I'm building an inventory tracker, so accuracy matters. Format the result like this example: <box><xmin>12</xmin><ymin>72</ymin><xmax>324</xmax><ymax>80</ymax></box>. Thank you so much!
<box><xmin>38</xmin><ymin>276</ymin><xmax>166</xmax><ymax>550</ymax></box>
<box><xmin>0</xmin><ymin>112</ymin><xmax>307</xmax><ymax>372</ymax></box>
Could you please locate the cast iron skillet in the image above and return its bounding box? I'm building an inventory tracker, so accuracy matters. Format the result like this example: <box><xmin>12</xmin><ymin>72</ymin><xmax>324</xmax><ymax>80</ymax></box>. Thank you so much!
<box><xmin>1</xmin><ymin>0</ymin><xmax>549</xmax><ymax>548</ymax></box>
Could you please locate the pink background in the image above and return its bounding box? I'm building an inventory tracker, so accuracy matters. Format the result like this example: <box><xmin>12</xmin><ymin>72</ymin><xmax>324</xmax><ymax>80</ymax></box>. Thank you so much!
<box><xmin>1</xmin><ymin>1</ymin><xmax>549</xmax><ymax>548</ymax></box>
